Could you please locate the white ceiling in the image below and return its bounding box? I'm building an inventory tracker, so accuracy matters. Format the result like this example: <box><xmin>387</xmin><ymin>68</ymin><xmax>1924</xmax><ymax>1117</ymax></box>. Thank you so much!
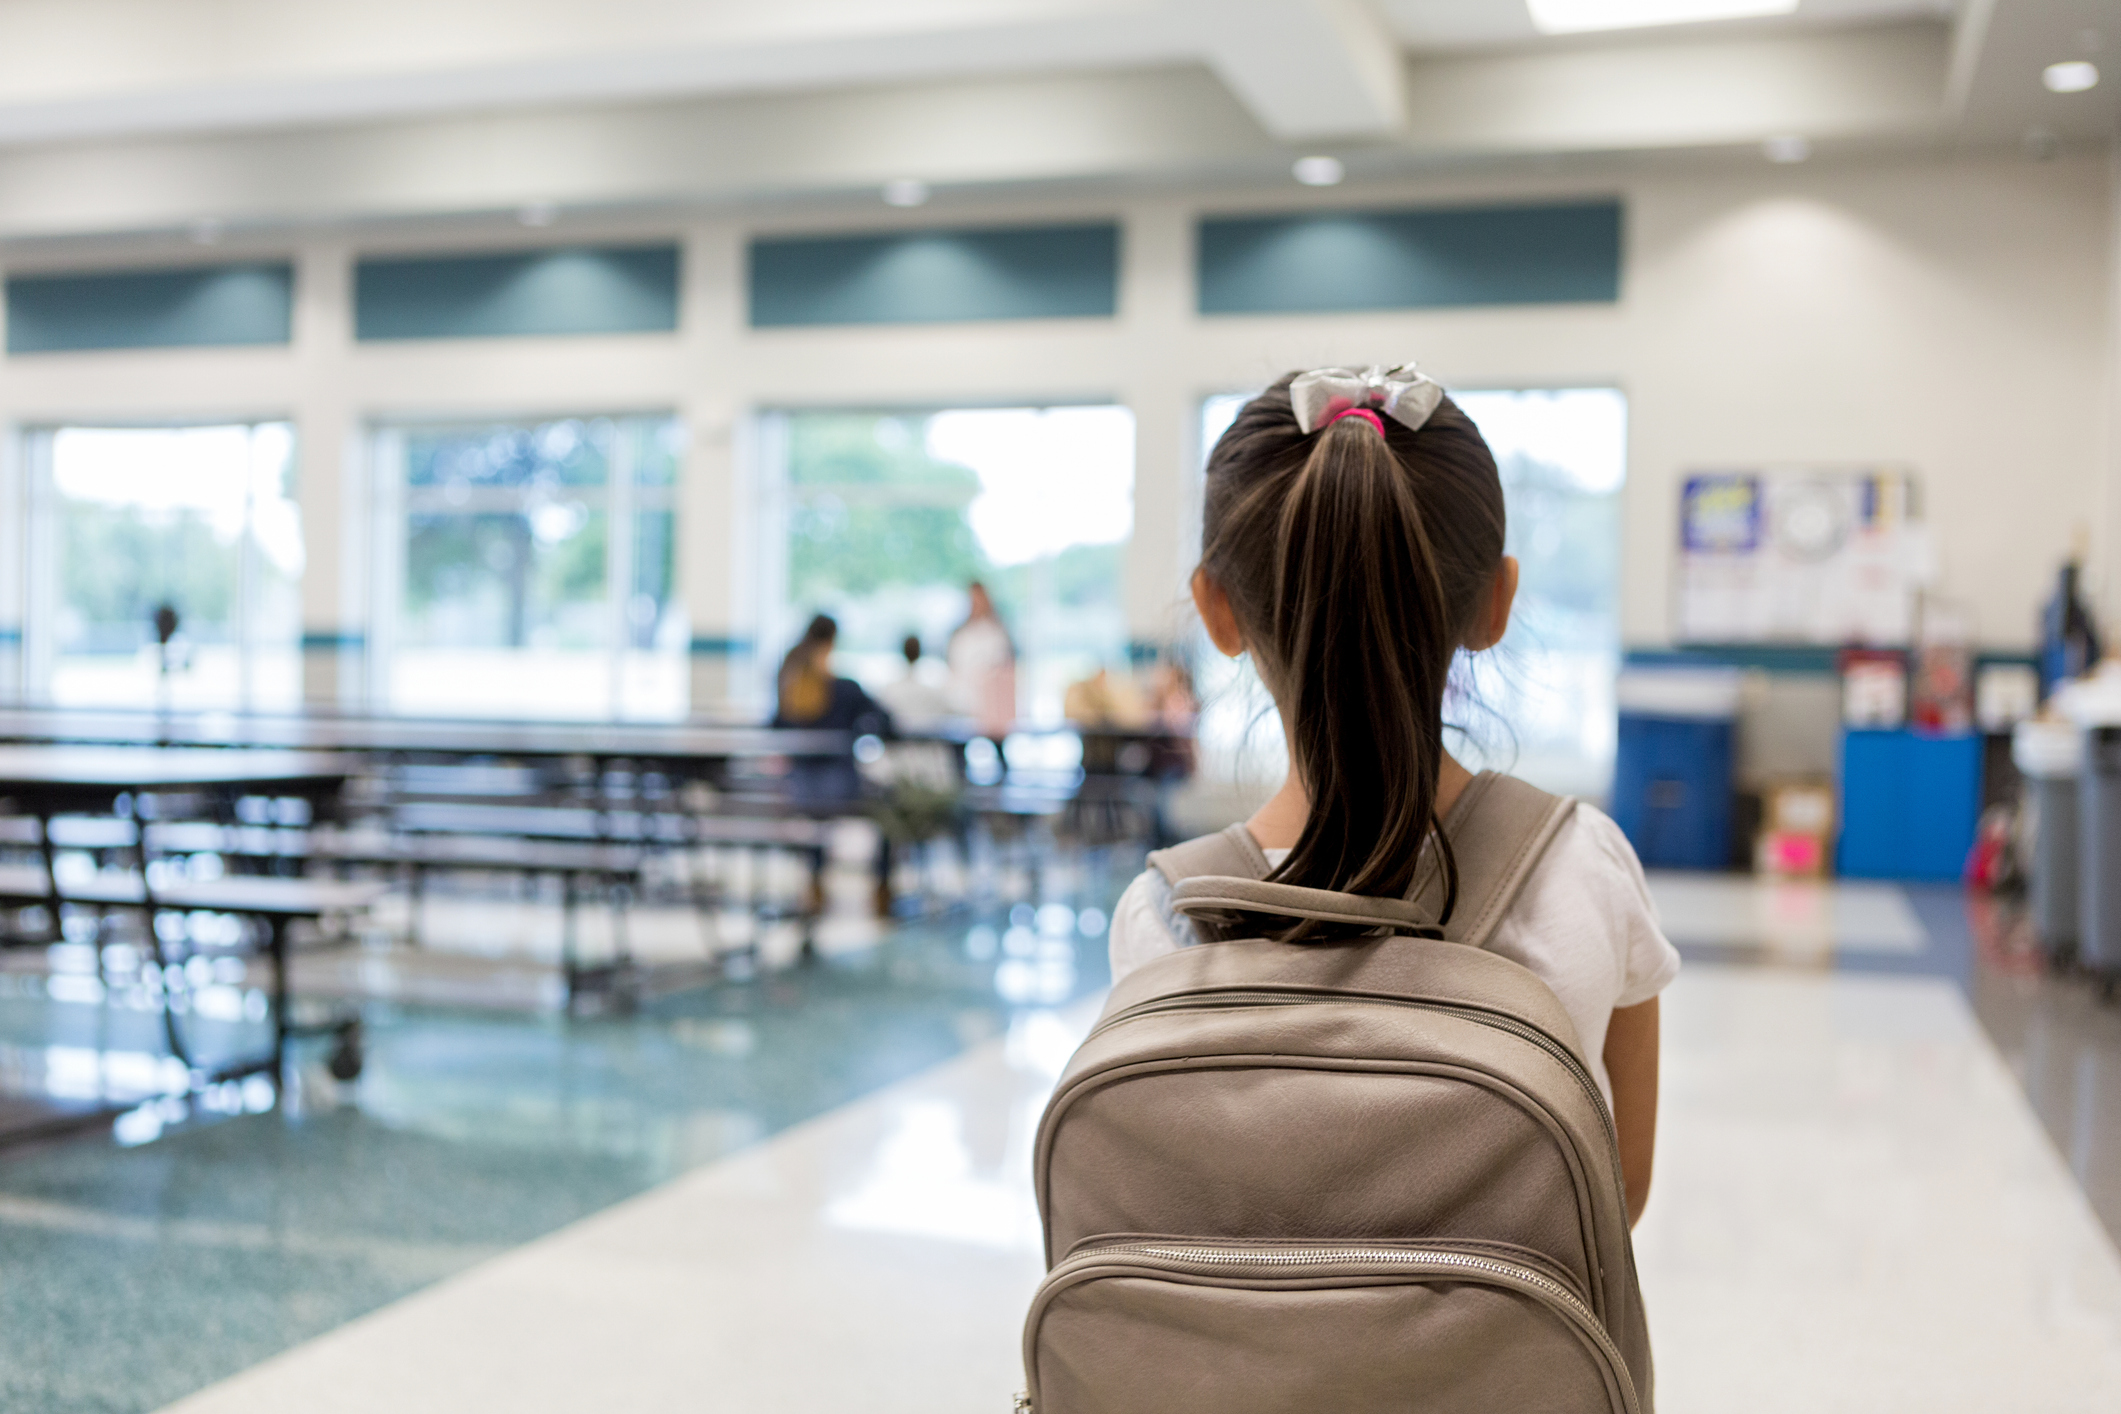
<box><xmin>0</xmin><ymin>0</ymin><xmax>2107</xmax><ymax>240</ymax></box>
<box><xmin>0</xmin><ymin>0</ymin><xmax>1992</xmax><ymax>145</ymax></box>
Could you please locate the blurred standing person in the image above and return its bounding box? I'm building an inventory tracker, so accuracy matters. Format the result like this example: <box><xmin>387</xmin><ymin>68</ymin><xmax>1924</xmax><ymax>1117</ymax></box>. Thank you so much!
<box><xmin>879</xmin><ymin>634</ymin><xmax>951</xmax><ymax>734</ymax></box>
<box><xmin>947</xmin><ymin>581</ymin><xmax>1017</xmax><ymax>736</ymax></box>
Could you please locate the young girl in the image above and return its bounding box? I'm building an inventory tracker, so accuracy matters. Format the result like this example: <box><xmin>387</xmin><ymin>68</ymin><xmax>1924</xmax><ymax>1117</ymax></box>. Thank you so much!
<box><xmin>1107</xmin><ymin>365</ymin><xmax>1680</xmax><ymax>1226</ymax></box>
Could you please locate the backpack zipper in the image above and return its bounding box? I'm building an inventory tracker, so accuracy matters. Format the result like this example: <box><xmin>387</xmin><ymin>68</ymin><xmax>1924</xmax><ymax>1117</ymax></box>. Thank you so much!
<box><xmin>1088</xmin><ymin>988</ymin><xmax>1618</xmax><ymax>1158</ymax></box>
<box><xmin>1026</xmin><ymin>1240</ymin><xmax>1640</xmax><ymax>1414</ymax></box>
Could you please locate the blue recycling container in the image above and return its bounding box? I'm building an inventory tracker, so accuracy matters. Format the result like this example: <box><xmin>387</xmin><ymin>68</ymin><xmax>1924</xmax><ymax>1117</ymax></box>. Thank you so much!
<box><xmin>1836</xmin><ymin>729</ymin><xmax>1982</xmax><ymax>880</ymax></box>
<box><xmin>1611</xmin><ymin>713</ymin><xmax>1735</xmax><ymax>871</ymax></box>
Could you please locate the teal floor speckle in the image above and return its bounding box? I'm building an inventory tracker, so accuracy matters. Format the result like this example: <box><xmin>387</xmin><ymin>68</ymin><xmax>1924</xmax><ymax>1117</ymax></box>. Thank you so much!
<box><xmin>0</xmin><ymin>898</ymin><xmax>1116</xmax><ymax>1414</ymax></box>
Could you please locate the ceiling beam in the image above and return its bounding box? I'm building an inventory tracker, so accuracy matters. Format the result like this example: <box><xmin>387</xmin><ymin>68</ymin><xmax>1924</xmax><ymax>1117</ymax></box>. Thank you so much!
<box><xmin>1402</xmin><ymin>20</ymin><xmax>1950</xmax><ymax>152</ymax></box>
<box><xmin>1196</xmin><ymin>0</ymin><xmax>1410</xmax><ymax>140</ymax></box>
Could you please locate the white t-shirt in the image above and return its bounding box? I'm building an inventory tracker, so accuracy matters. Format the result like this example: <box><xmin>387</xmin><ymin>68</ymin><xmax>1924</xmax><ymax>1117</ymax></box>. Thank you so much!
<box><xmin>878</xmin><ymin>671</ymin><xmax>952</xmax><ymax>733</ymax></box>
<box><xmin>1107</xmin><ymin>803</ymin><xmax>1681</xmax><ymax>1104</ymax></box>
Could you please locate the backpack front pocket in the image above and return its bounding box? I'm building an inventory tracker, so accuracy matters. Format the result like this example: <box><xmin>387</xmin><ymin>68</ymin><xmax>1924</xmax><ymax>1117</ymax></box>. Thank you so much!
<box><xmin>1021</xmin><ymin>1239</ymin><xmax>1639</xmax><ymax>1414</ymax></box>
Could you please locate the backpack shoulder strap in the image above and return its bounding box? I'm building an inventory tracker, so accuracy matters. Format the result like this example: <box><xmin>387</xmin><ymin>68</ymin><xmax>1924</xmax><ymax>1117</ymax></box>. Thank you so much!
<box><xmin>1426</xmin><ymin>772</ymin><xmax>1577</xmax><ymax>951</ymax></box>
<box><xmin>1147</xmin><ymin>821</ymin><xmax>1271</xmax><ymax>889</ymax></box>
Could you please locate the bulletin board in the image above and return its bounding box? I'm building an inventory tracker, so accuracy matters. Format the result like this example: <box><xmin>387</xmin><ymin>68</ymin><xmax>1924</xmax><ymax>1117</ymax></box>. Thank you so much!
<box><xmin>1675</xmin><ymin>467</ymin><xmax>1927</xmax><ymax>646</ymax></box>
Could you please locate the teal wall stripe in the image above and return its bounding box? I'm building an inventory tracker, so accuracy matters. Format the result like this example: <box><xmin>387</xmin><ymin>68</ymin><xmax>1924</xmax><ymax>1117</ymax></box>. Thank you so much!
<box><xmin>1198</xmin><ymin>201</ymin><xmax>1622</xmax><ymax>315</ymax></box>
<box><xmin>749</xmin><ymin>223</ymin><xmax>1120</xmax><ymax>327</ymax></box>
<box><xmin>1626</xmin><ymin>645</ymin><xmax>1840</xmax><ymax>674</ymax></box>
<box><xmin>689</xmin><ymin>637</ymin><xmax>753</xmax><ymax>656</ymax></box>
<box><xmin>355</xmin><ymin>245</ymin><xmax>680</xmax><ymax>341</ymax></box>
<box><xmin>300</xmin><ymin>632</ymin><xmax>367</xmax><ymax>650</ymax></box>
<box><xmin>6</xmin><ymin>263</ymin><xmax>294</xmax><ymax>353</ymax></box>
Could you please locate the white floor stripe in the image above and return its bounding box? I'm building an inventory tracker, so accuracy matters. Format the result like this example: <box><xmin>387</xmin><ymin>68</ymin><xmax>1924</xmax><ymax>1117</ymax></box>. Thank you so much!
<box><xmin>1647</xmin><ymin>873</ymin><xmax>1930</xmax><ymax>955</ymax></box>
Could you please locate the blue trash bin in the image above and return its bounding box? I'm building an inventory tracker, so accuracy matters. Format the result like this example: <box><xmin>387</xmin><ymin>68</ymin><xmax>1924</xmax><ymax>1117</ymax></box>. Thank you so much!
<box><xmin>1836</xmin><ymin>729</ymin><xmax>1982</xmax><ymax>880</ymax></box>
<box><xmin>1611</xmin><ymin>670</ymin><xmax>1741</xmax><ymax>871</ymax></box>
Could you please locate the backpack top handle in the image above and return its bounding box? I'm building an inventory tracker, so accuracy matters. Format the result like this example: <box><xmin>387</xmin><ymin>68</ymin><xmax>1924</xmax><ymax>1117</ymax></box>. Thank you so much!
<box><xmin>1169</xmin><ymin>875</ymin><xmax>1444</xmax><ymax>941</ymax></box>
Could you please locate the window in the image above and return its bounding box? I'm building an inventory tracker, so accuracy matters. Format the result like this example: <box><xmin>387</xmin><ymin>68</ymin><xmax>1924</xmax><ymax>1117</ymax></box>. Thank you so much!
<box><xmin>372</xmin><ymin>414</ymin><xmax>685</xmax><ymax>719</ymax></box>
<box><xmin>761</xmin><ymin>405</ymin><xmax>1135</xmax><ymax>724</ymax></box>
<box><xmin>1453</xmin><ymin>389</ymin><xmax>1627</xmax><ymax>799</ymax></box>
<box><xmin>1190</xmin><ymin>387</ymin><xmax>1627</xmax><ymax>800</ymax></box>
<box><xmin>23</xmin><ymin>423</ymin><xmax>301</xmax><ymax>711</ymax></box>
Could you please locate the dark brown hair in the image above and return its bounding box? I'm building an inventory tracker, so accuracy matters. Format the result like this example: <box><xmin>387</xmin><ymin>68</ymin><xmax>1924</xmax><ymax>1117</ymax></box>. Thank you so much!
<box><xmin>1200</xmin><ymin>375</ymin><xmax>1505</xmax><ymax>934</ymax></box>
<box><xmin>778</xmin><ymin>613</ymin><xmax>838</xmax><ymax>721</ymax></box>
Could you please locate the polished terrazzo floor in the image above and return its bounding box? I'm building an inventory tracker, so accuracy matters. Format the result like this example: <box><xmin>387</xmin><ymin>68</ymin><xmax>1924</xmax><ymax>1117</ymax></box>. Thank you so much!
<box><xmin>0</xmin><ymin>883</ymin><xmax>1114</xmax><ymax>1414</ymax></box>
<box><xmin>2</xmin><ymin>870</ymin><xmax>2119</xmax><ymax>1413</ymax></box>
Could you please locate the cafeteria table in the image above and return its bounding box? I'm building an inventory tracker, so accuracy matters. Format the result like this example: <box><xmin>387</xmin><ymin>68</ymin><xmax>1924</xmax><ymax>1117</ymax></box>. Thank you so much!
<box><xmin>0</xmin><ymin>747</ymin><xmax>375</xmax><ymax>1145</ymax></box>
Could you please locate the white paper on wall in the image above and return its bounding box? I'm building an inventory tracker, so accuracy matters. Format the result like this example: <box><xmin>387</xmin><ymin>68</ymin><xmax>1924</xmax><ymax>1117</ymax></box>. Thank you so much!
<box><xmin>1676</xmin><ymin>467</ymin><xmax>1920</xmax><ymax>646</ymax></box>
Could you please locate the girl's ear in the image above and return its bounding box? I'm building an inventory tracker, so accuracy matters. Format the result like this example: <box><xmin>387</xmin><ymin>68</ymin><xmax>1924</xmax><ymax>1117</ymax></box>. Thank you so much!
<box><xmin>1465</xmin><ymin>556</ymin><xmax>1520</xmax><ymax>652</ymax></box>
<box><xmin>1192</xmin><ymin>568</ymin><xmax>1246</xmax><ymax>657</ymax></box>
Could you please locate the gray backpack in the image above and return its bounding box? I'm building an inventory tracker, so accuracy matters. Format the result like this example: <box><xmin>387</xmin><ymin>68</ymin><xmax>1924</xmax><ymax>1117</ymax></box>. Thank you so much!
<box><xmin>1022</xmin><ymin>772</ymin><xmax>1653</xmax><ymax>1413</ymax></box>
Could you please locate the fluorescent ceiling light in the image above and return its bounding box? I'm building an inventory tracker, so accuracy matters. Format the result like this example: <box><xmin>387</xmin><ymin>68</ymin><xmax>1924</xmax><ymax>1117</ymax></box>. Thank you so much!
<box><xmin>2043</xmin><ymin>61</ymin><xmax>2099</xmax><ymax>93</ymax></box>
<box><xmin>1528</xmin><ymin>0</ymin><xmax>1798</xmax><ymax>35</ymax></box>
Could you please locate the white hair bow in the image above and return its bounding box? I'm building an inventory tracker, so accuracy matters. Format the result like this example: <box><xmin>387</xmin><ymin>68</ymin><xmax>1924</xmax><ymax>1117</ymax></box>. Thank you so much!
<box><xmin>1289</xmin><ymin>364</ymin><xmax>1445</xmax><ymax>435</ymax></box>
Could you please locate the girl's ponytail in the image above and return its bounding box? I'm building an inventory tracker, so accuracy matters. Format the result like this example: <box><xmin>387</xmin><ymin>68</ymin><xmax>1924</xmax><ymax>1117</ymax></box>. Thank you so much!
<box><xmin>1199</xmin><ymin>374</ymin><xmax>1505</xmax><ymax>935</ymax></box>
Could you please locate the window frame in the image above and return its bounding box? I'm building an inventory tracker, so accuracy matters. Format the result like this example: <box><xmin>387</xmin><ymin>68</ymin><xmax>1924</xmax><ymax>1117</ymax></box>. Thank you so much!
<box><xmin>366</xmin><ymin>410</ymin><xmax>684</xmax><ymax>721</ymax></box>
<box><xmin>17</xmin><ymin>417</ymin><xmax>302</xmax><ymax>713</ymax></box>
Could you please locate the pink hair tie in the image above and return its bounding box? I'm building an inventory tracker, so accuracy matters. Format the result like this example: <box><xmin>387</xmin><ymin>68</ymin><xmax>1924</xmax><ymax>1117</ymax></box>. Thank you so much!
<box><xmin>1326</xmin><ymin>406</ymin><xmax>1387</xmax><ymax>436</ymax></box>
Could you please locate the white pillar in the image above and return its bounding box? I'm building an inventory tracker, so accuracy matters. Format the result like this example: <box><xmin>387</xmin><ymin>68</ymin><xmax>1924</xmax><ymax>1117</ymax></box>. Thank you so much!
<box><xmin>292</xmin><ymin>243</ymin><xmax>364</xmax><ymax>708</ymax></box>
<box><xmin>1118</xmin><ymin>201</ymin><xmax>1198</xmax><ymax>663</ymax></box>
<box><xmin>678</xmin><ymin>222</ymin><xmax>751</xmax><ymax>716</ymax></box>
<box><xmin>2100</xmin><ymin>139</ymin><xmax>2121</xmax><ymax>638</ymax></box>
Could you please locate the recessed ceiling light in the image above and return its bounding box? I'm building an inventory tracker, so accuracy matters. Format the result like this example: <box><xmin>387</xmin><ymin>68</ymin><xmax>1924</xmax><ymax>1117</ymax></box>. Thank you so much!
<box><xmin>1293</xmin><ymin>155</ymin><xmax>1345</xmax><ymax>186</ymax></box>
<box><xmin>2044</xmin><ymin>61</ymin><xmax>2100</xmax><ymax>93</ymax></box>
<box><xmin>1527</xmin><ymin>0</ymin><xmax>1797</xmax><ymax>35</ymax></box>
<box><xmin>518</xmin><ymin>202</ymin><xmax>558</xmax><ymax>227</ymax></box>
<box><xmin>187</xmin><ymin>217</ymin><xmax>223</xmax><ymax>246</ymax></box>
<box><xmin>1762</xmin><ymin>135</ymin><xmax>1811</xmax><ymax>163</ymax></box>
<box><xmin>882</xmin><ymin>178</ymin><xmax>930</xmax><ymax>208</ymax></box>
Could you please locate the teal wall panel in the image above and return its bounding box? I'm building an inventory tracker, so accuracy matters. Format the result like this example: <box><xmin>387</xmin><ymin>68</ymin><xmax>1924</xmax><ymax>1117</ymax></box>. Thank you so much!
<box><xmin>6</xmin><ymin>263</ymin><xmax>294</xmax><ymax>353</ymax></box>
<box><xmin>750</xmin><ymin>224</ymin><xmax>1119</xmax><ymax>326</ymax></box>
<box><xmin>356</xmin><ymin>245</ymin><xmax>679</xmax><ymax>340</ymax></box>
<box><xmin>1198</xmin><ymin>202</ymin><xmax>1622</xmax><ymax>314</ymax></box>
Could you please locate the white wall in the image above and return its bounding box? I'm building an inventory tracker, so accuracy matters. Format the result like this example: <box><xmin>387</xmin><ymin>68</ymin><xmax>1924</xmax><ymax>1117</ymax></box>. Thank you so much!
<box><xmin>0</xmin><ymin>145</ymin><xmax>2109</xmax><ymax>712</ymax></box>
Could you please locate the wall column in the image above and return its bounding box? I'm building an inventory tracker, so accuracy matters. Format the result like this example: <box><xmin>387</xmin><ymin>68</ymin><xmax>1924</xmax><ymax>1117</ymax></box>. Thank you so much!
<box><xmin>292</xmin><ymin>244</ymin><xmax>364</xmax><ymax>709</ymax></box>
<box><xmin>2099</xmin><ymin>140</ymin><xmax>2121</xmax><ymax>636</ymax></box>
<box><xmin>0</xmin><ymin>414</ymin><xmax>21</xmax><ymax>703</ymax></box>
<box><xmin>1118</xmin><ymin>201</ymin><xmax>1197</xmax><ymax>663</ymax></box>
<box><xmin>678</xmin><ymin>223</ymin><xmax>751</xmax><ymax>716</ymax></box>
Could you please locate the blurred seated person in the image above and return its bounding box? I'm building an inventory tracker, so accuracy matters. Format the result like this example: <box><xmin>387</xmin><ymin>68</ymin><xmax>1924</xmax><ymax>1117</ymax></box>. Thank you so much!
<box><xmin>1063</xmin><ymin>666</ymin><xmax>1150</xmax><ymax>729</ymax></box>
<box><xmin>1142</xmin><ymin>659</ymin><xmax>1199</xmax><ymax>782</ymax></box>
<box><xmin>1143</xmin><ymin>659</ymin><xmax>1199</xmax><ymax>733</ymax></box>
<box><xmin>773</xmin><ymin>614</ymin><xmax>891</xmax><ymax>807</ymax></box>
<box><xmin>878</xmin><ymin>634</ymin><xmax>952</xmax><ymax>734</ymax></box>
